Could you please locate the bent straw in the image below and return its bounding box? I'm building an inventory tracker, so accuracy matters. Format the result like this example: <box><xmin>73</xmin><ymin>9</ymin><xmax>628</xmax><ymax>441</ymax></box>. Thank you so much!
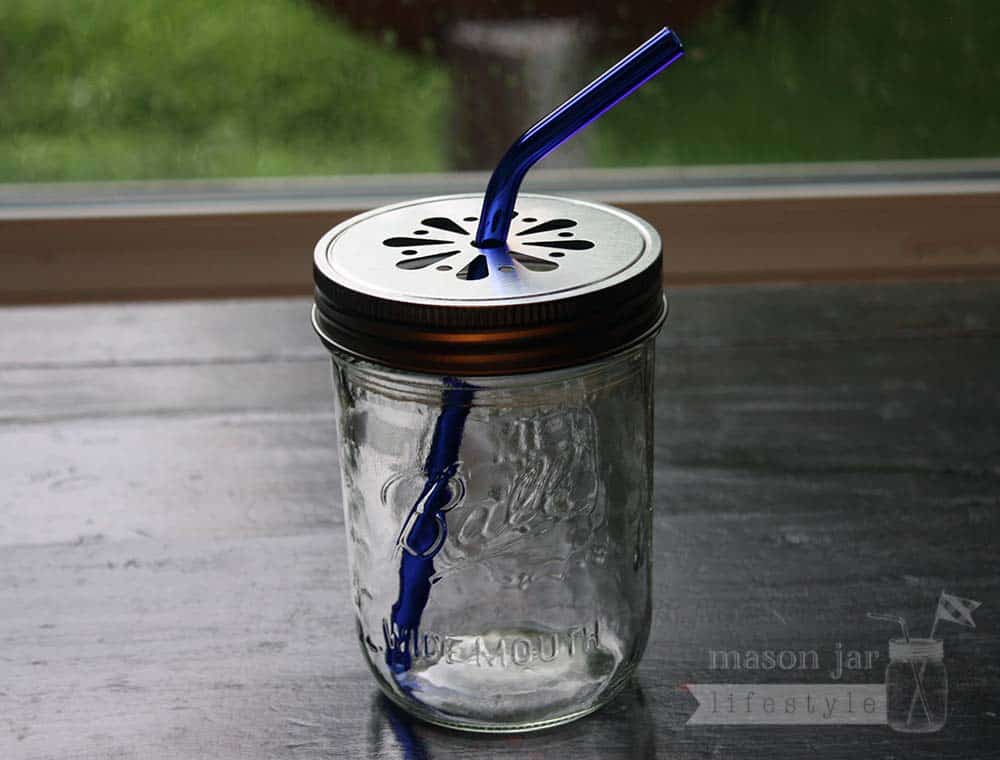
<box><xmin>866</xmin><ymin>612</ymin><xmax>910</xmax><ymax>642</ymax></box>
<box><xmin>387</xmin><ymin>27</ymin><xmax>685</xmax><ymax>678</ymax></box>
<box><xmin>474</xmin><ymin>27</ymin><xmax>684</xmax><ymax>248</ymax></box>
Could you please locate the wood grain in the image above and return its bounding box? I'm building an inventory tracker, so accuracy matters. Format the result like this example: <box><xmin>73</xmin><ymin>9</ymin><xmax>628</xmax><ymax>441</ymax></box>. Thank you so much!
<box><xmin>1</xmin><ymin>281</ymin><xmax>998</xmax><ymax>759</ymax></box>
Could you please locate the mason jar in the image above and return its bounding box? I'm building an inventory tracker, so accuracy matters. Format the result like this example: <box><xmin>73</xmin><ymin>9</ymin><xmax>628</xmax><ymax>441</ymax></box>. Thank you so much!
<box><xmin>313</xmin><ymin>193</ymin><xmax>664</xmax><ymax>732</ymax></box>
<box><xmin>885</xmin><ymin>638</ymin><xmax>947</xmax><ymax>733</ymax></box>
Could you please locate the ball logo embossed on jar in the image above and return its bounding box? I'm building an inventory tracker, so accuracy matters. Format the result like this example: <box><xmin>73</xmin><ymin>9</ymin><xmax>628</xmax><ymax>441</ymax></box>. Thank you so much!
<box><xmin>382</xmin><ymin>409</ymin><xmax>603</xmax><ymax>589</ymax></box>
<box><xmin>380</xmin><ymin>471</ymin><xmax>466</xmax><ymax>560</ymax></box>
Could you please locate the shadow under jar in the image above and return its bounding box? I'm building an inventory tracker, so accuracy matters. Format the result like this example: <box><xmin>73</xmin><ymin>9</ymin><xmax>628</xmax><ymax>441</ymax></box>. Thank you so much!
<box><xmin>312</xmin><ymin>193</ymin><xmax>664</xmax><ymax>732</ymax></box>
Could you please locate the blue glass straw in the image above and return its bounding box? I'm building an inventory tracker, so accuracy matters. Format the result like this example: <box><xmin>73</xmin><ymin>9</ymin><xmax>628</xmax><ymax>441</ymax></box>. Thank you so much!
<box><xmin>387</xmin><ymin>27</ymin><xmax>684</xmax><ymax>677</ymax></box>
<box><xmin>474</xmin><ymin>27</ymin><xmax>684</xmax><ymax>248</ymax></box>
<box><xmin>387</xmin><ymin>379</ymin><xmax>474</xmax><ymax>674</ymax></box>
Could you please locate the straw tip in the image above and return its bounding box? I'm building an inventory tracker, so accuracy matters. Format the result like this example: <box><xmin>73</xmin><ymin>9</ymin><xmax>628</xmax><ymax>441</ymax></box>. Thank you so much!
<box><xmin>663</xmin><ymin>27</ymin><xmax>684</xmax><ymax>52</ymax></box>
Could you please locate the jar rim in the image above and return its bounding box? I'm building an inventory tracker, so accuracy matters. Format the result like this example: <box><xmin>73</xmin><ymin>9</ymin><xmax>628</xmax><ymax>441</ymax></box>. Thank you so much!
<box><xmin>315</xmin><ymin>295</ymin><xmax>666</xmax><ymax>380</ymax></box>
<box><xmin>328</xmin><ymin>328</ymin><xmax>658</xmax><ymax>407</ymax></box>
<box><xmin>889</xmin><ymin>638</ymin><xmax>944</xmax><ymax>661</ymax></box>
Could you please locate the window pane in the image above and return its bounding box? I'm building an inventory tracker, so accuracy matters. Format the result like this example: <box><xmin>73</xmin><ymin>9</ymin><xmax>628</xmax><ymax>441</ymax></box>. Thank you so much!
<box><xmin>2</xmin><ymin>0</ymin><xmax>997</xmax><ymax>182</ymax></box>
<box><xmin>592</xmin><ymin>0</ymin><xmax>1000</xmax><ymax>166</ymax></box>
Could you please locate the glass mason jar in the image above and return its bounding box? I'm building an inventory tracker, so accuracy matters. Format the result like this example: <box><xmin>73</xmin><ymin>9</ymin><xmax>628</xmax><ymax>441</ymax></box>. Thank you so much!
<box><xmin>885</xmin><ymin>638</ymin><xmax>947</xmax><ymax>733</ymax></box>
<box><xmin>313</xmin><ymin>193</ymin><xmax>664</xmax><ymax>731</ymax></box>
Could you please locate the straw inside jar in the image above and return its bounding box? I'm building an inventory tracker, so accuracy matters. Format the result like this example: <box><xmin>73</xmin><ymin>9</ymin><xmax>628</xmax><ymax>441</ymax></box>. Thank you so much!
<box><xmin>386</xmin><ymin>27</ymin><xmax>685</xmax><ymax>677</ymax></box>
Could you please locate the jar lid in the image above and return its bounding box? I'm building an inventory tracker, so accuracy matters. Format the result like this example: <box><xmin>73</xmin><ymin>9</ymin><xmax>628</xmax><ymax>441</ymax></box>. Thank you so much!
<box><xmin>312</xmin><ymin>193</ymin><xmax>664</xmax><ymax>375</ymax></box>
<box><xmin>889</xmin><ymin>638</ymin><xmax>944</xmax><ymax>661</ymax></box>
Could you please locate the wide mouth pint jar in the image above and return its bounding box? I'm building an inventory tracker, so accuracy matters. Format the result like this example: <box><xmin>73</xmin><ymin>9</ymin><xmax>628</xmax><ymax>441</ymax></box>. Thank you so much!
<box><xmin>312</xmin><ymin>193</ymin><xmax>664</xmax><ymax>732</ymax></box>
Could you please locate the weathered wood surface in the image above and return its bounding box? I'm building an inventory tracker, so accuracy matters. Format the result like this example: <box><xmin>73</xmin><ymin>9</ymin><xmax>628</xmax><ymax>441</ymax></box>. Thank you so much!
<box><xmin>1</xmin><ymin>282</ymin><xmax>998</xmax><ymax>759</ymax></box>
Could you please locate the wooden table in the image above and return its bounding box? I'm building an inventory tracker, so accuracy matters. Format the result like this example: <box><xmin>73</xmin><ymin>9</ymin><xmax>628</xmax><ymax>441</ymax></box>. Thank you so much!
<box><xmin>3</xmin><ymin>281</ymin><xmax>998</xmax><ymax>759</ymax></box>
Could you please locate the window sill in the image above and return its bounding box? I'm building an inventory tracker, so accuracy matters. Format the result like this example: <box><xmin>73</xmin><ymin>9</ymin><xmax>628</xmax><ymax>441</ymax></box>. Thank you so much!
<box><xmin>1</xmin><ymin>159</ymin><xmax>998</xmax><ymax>303</ymax></box>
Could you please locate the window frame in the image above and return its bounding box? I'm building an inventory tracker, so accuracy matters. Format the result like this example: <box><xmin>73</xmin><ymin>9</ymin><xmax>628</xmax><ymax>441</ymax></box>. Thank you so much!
<box><xmin>1</xmin><ymin>158</ymin><xmax>998</xmax><ymax>303</ymax></box>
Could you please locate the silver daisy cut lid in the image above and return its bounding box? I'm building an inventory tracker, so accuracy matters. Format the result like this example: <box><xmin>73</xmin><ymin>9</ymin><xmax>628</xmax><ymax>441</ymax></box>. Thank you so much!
<box><xmin>312</xmin><ymin>193</ymin><xmax>665</xmax><ymax>375</ymax></box>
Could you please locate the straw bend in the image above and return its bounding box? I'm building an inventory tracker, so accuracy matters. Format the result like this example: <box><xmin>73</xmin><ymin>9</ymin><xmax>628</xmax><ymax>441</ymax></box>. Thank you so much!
<box><xmin>474</xmin><ymin>27</ymin><xmax>684</xmax><ymax>248</ymax></box>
